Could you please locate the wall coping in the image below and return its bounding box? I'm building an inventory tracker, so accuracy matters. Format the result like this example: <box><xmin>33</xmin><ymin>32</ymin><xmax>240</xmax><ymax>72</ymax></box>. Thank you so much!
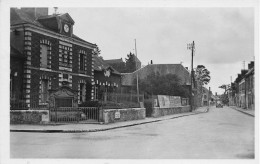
<box><xmin>10</xmin><ymin>110</ymin><xmax>49</xmax><ymax>113</ymax></box>
<box><xmin>103</xmin><ymin>108</ymin><xmax>145</xmax><ymax>112</ymax></box>
<box><xmin>154</xmin><ymin>105</ymin><xmax>190</xmax><ymax>109</ymax></box>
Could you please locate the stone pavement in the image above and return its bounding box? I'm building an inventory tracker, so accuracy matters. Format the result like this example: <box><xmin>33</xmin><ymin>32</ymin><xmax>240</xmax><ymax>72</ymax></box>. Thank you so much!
<box><xmin>229</xmin><ymin>106</ymin><xmax>255</xmax><ymax>117</ymax></box>
<box><xmin>10</xmin><ymin>106</ymin><xmax>209</xmax><ymax>133</ymax></box>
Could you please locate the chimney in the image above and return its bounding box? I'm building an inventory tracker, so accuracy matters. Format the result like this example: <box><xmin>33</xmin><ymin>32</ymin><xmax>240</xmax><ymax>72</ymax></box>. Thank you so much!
<box><xmin>185</xmin><ymin>67</ymin><xmax>188</xmax><ymax>70</ymax></box>
<box><xmin>21</xmin><ymin>8</ymin><xmax>48</xmax><ymax>19</ymax></box>
<box><xmin>151</xmin><ymin>60</ymin><xmax>153</xmax><ymax>64</ymax></box>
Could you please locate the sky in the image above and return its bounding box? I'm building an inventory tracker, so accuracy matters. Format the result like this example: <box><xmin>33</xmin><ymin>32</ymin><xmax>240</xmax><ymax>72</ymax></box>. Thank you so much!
<box><xmin>46</xmin><ymin>7</ymin><xmax>254</xmax><ymax>94</ymax></box>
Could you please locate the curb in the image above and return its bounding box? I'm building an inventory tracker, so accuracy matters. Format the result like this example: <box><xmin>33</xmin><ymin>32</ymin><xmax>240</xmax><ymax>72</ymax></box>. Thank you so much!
<box><xmin>229</xmin><ymin>106</ymin><xmax>254</xmax><ymax>117</ymax></box>
<box><xmin>11</xmin><ymin>108</ymin><xmax>209</xmax><ymax>133</ymax></box>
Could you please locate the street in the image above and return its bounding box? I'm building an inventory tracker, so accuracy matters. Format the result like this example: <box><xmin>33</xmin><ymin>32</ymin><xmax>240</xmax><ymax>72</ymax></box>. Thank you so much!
<box><xmin>10</xmin><ymin>106</ymin><xmax>254</xmax><ymax>159</ymax></box>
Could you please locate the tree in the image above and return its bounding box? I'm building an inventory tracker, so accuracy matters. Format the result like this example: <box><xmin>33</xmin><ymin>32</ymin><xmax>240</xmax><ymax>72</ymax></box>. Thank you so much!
<box><xmin>195</xmin><ymin>65</ymin><xmax>211</xmax><ymax>106</ymax></box>
<box><xmin>138</xmin><ymin>73</ymin><xmax>190</xmax><ymax>98</ymax></box>
<box><xmin>219</xmin><ymin>84</ymin><xmax>230</xmax><ymax>95</ymax></box>
<box><xmin>219</xmin><ymin>84</ymin><xmax>231</xmax><ymax>105</ymax></box>
<box><xmin>125</xmin><ymin>52</ymin><xmax>137</xmax><ymax>73</ymax></box>
<box><xmin>93</xmin><ymin>45</ymin><xmax>101</xmax><ymax>56</ymax></box>
<box><xmin>195</xmin><ymin>65</ymin><xmax>211</xmax><ymax>86</ymax></box>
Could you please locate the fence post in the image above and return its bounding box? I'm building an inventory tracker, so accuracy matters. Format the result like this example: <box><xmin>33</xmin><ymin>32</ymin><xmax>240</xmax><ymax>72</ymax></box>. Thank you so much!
<box><xmin>55</xmin><ymin>107</ymin><xmax>57</xmax><ymax>123</ymax></box>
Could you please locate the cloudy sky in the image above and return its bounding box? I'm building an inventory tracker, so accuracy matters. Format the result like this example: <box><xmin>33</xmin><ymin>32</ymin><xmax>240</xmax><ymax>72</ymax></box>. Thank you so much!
<box><xmin>51</xmin><ymin>7</ymin><xmax>254</xmax><ymax>94</ymax></box>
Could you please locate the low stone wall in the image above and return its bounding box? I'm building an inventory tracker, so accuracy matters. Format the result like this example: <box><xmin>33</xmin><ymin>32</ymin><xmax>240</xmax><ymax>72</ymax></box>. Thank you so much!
<box><xmin>152</xmin><ymin>106</ymin><xmax>190</xmax><ymax>118</ymax></box>
<box><xmin>102</xmin><ymin>108</ymin><xmax>146</xmax><ymax>124</ymax></box>
<box><xmin>10</xmin><ymin>110</ymin><xmax>50</xmax><ymax>124</ymax></box>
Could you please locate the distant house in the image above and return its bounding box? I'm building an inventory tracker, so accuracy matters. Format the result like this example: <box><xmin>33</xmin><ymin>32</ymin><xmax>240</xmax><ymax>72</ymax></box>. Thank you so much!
<box><xmin>201</xmin><ymin>87</ymin><xmax>212</xmax><ymax>106</ymax></box>
<box><xmin>93</xmin><ymin>56</ymin><xmax>122</xmax><ymax>101</ymax></box>
<box><xmin>245</xmin><ymin>62</ymin><xmax>254</xmax><ymax>110</ymax></box>
<box><xmin>10</xmin><ymin>8</ymin><xmax>96</xmax><ymax>108</ymax></box>
<box><xmin>104</xmin><ymin>54</ymin><xmax>141</xmax><ymax>73</ymax></box>
<box><xmin>104</xmin><ymin>58</ymin><xmax>126</xmax><ymax>73</ymax></box>
<box><xmin>232</xmin><ymin>61</ymin><xmax>254</xmax><ymax>109</ymax></box>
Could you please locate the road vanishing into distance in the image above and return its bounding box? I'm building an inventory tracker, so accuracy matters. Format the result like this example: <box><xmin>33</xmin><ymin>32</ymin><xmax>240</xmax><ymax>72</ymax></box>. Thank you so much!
<box><xmin>11</xmin><ymin>106</ymin><xmax>254</xmax><ymax>159</ymax></box>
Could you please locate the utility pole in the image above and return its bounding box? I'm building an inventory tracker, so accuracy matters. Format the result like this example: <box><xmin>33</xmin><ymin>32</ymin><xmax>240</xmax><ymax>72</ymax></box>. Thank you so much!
<box><xmin>135</xmin><ymin>39</ymin><xmax>139</xmax><ymax>103</ymax></box>
<box><xmin>187</xmin><ymin>41</ymin><xmax>195</xmax><ymax>111</ymax></box>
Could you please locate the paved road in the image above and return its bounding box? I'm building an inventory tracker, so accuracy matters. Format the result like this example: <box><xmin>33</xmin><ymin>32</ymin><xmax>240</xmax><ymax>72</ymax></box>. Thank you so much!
<box><xmin>10</xmin><ymin>106</ymin><xmax>254</xmax><ymax>159</ymax></box>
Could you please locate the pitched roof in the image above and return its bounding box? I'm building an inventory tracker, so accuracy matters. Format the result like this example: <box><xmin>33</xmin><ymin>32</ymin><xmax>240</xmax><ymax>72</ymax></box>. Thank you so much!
<box><xmin>94</xmin><ymin>55</ymin><xmax>121</xmax><ymax>75</ymax></box>
<box><xmin>38</xmin><ymin>13</ymin><xmax>75</xmax><ymax>24</ymax></box>
<box><xmin>104</xmin><ymin>58</ymin><xmax>124</xmax><ymax>64</ymax></box>
<box><xmin>11</xmin><ymin>8</ymin><xmax>94</xmax><ymax>46</ymax></box>
<box><xmin>121</xmin><ymin>64</ymin><xmax>191</xmax><ymax>86</ymax></box>
<box><xmin>11</xmin><ymin>8</ymin><xmax>44</xmax><ymax>27</ymax></box>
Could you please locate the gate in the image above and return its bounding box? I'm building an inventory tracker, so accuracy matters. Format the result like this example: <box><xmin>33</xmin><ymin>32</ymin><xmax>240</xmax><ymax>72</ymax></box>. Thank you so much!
<box><xmin>50</xmin><ymin>107</ymin><xmax>101</xmax><ymax>123</ymax></box>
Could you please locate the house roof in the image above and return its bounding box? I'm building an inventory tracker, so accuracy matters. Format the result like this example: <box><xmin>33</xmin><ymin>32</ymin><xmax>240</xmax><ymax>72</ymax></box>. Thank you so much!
<box><xmin>104</xmin><ymin>58</ymin><xmax>124</xmax><ymax>64</ymax></box>
<box><xmin>121</xmin><ymin>64</ymin><xmax>191</xmax><ymax>86</ymax></box>
<box><xmin>11</xmin><ymin>8</ymin><xmax>44</xmax><ymax>27</ymax></box>
<box><xmin>94</xmin><ymin>55</ymin><xmax>121</xmax><ymax>75</ymax></box>
<box><xmin>10</xmin><ymin>8</ymin><xmax>94</xmax><ymax>46</ymax></box>
<box><xmin>38</xmin><ymin>13</ymin><xmax>75</xmax><ymax>24</ymax></box>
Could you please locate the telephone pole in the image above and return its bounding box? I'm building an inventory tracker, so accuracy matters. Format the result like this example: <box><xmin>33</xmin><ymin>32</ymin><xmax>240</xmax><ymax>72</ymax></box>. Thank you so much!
<box><xmin>187</xmin><ymin>41</ymin><xmax>195</xmax><ymax>111</ymax></box>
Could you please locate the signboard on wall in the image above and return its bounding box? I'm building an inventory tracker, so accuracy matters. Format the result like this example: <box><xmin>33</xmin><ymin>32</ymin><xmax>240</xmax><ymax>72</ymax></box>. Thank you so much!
<box><xmin>115</xmin><ymin>111</ymin><xmax>120</xmax><ymax>119</ymax></box>
<box><xmin>158</xmin><ymin>95</ymin><xmax>181</xmax><ymax>108</ymax></box>
<box><xmin>158</xmin><ymin>95</ymin><xmax>170</xmax><ymax>108</ymax></box>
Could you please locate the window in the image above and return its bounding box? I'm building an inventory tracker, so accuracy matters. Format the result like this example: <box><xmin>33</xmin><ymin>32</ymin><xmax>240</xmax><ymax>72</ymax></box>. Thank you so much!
<box><xmin>79</xmin><ymin>53</ymin><xmax>85</xmax><ymax>71</ymax></box>
<box><xmin>62</xmin><ymin>49</ymin><xmax>69</xmax><ymax>65</ymax></box>
<box><xmin>63</xmin><ymin>74</ymin><xmax>68</xmax><ymax>81</ymax></box>
<box><xmin>41</xmin><ymin>79</ymin><xmax>48</xmax><ymax>103</ymax></box>
<box><xmin>79</xmin><ymin>83</ymin><xmax>86</xmax><ymax>103</ymax></box>
<box><xmin>59</xmin><ymin>46</ymin><xmax>71</xmax><ymax>68</ymax></box>
<box><xmin>40</xmin><ymin>45</ymin><xmax>48</xmax><ymax>68</ymax></box>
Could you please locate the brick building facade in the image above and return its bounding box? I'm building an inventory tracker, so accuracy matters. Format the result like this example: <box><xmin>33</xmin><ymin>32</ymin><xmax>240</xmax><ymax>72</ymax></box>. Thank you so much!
<box><xmin>10</xmin><ymin>8</ymin><xmax>96</xmax><ymax>108</ymax></box>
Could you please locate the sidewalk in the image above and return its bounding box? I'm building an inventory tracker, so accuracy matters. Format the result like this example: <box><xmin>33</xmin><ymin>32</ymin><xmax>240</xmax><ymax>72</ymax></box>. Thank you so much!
<box><xmin>229</xmin><ymin>106</ymin><xmax>255</xmax><ymax>117</ymax></box>
<box><xmin>10</xmin><ymin>106</ymin><xmax>209</xmax><ymax>133</ymax></box>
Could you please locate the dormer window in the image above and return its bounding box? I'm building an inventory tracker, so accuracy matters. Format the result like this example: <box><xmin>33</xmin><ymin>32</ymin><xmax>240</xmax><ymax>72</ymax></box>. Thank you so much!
<box><xmin>37</xmin><ymin>13</ymin><xmax>75</xmax><ymax>37</ymax></box>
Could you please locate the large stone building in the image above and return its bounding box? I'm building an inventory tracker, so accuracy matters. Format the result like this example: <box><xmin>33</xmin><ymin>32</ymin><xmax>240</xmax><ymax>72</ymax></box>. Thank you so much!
<box><xmin>10</xmin><ymin>8</ymin><xmax>96</xmax><ymax>108</ymax></box>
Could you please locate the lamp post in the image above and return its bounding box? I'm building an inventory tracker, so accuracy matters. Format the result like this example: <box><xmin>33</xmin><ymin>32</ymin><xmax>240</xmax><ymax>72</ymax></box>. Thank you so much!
<box><xmin>187</xmin><ymin>41</ymin><xmax>195</xmax><ymax>111</ymax></box>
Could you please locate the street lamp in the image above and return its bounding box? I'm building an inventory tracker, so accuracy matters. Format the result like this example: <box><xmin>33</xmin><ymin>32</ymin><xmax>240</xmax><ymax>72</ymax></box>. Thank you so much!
<box><xmin>187</xmin><ymin>41</ymin><xmax>195</xmax><ymax>111</ymax></box>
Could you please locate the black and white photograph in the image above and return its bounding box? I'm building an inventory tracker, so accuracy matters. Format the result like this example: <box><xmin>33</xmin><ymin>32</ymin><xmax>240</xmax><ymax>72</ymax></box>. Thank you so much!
<box><xmin>0</xmin><ymin>0</ymin><xmax>258</xmax><ymax>163</ymax></box>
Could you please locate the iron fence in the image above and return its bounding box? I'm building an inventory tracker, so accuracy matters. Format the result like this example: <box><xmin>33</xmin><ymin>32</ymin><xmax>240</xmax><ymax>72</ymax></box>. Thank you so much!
<box><xmin>49</xmin><ymin>107</ymin><xmax>101</xmax><ymax>123</ymax></box>
<box><xmin>10</xmin><ymin>93</ymin><xmax>48</xmax><ymax>110</ymax></box>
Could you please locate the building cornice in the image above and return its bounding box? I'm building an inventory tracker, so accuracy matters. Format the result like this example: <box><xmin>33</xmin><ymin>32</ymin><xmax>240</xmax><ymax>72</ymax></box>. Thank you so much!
<box><xmin>29</xmin><ymin>66</ymin><xmax>93</xmax><ymax>78</ymax></box>
<box><xmin>11</xmin><ymin>24</ymin><xmax>96</xmax><ymax>49</ymax></box>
